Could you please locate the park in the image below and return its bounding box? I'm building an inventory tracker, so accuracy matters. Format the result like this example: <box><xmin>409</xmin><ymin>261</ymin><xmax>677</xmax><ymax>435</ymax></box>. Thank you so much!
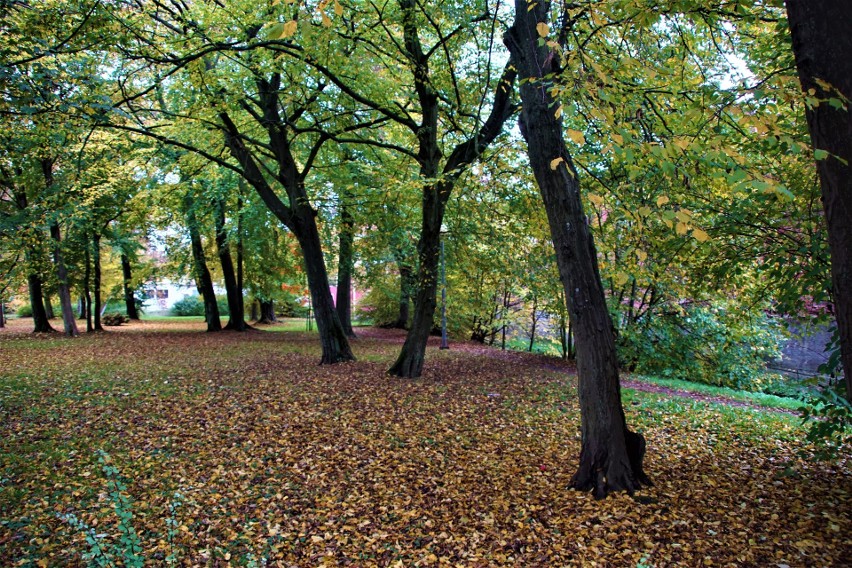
<box><xmin>1</xmin><ymin>0</ymin><xmax>850</xmax><ymax>566</ymax></box>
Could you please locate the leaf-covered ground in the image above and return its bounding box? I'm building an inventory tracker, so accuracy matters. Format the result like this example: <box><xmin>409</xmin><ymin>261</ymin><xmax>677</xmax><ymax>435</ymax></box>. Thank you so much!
<box><xmin>0</xmin><ymin>319</ymin><xmax>849</xmax><ymax>567</ymax></box>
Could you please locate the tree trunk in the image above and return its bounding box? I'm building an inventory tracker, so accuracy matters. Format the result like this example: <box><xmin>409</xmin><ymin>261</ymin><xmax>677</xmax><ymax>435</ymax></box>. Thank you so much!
<box><xmin>0</xmin><ymin>302</ymin><xmax>4</xmax><ymax>327</ymax></box>
<box><xmin>336</xmin><ymin>191</ymin><xmax>356</xmax><ymax>338</ymax></box>
<box><xmin>393</xmin><ymin>261</ymin><xmax>414</xmax><ymax>329</ymax></box>
<box><xmin>43</xmin><ymin>292</ymin><xmax>55</xmax><ymax>320</ymax></box>
<box><xmin>78</xmin><ymin>295</ymin><xmax>85</xmax><ymax>320</ymax></box>
<box><xmin>49</xmin><ymin>222</ymin><xmax>79</xmax><ymax>337</ymax></box>
<box><xmin>528</xmin><ymin>294</ymin><xmax>538</xmax><ymax>352</ymax></box>
<box><xmin>506</xmin><ymin>0</ymin><xmax>649</xmax><ymax>498</ymax></box>
<box><xmin>258</xmin><ymin>300</ymin><xmax>276</xmax><ymax>324</ymax></box>
<box><xmin>219</xmin><ymin>109</ymin><xmax>354</xmax><ymax>363</ymax></box>
<box><xmin>214</xmin><ymin>196</ymin><xmax>248</xmax><ymax>331</ymax></box>
<box><xmin>786</xmin><ymin>0</ymin><xmax>852</xmax><ymax>401</ymax></box>
<box><xmin>28</xmin><ymin>274</ymin><xmax>54</xmax><ymax>333</ymax></box>
<box><xmin>84</xmin><ymin>236</ymin><xmax>93</xmax><ymax>332</ymax></box>
<box><xmin>185</xmin><ymin>196</ymin><xmax>221</xmax><ymax>332</ymax></box>
<box><xmin>293</xmin><ymin>210</ymin><xmax>355</xmax><ymax>363</ymax></box>
<box><xmin>121</xmin><ymin>253</ymin><xmax>140</xmax><ymax>320</ymax></box>
<box><xmin>93</xmin><ymin>232</ymin><xmax>103</xmax><ymax>331</ymax></box>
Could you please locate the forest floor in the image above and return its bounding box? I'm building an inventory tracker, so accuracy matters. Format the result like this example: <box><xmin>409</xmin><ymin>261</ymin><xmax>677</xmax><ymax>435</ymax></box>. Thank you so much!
<box><xmin>0</xmin><ymin>319</ymin><xmax>849</xmax><ymax>567</ymax></box>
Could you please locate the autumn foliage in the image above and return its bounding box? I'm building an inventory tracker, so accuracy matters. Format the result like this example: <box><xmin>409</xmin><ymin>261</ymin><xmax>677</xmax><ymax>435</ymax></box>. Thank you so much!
<box><xmin>0</xmin><ymin>320</ymin><xmax>848</xmax><ymax>566</ymax></box>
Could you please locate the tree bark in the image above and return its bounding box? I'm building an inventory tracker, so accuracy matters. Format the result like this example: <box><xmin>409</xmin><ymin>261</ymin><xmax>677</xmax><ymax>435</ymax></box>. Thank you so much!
<box><xmin>28</xmin><ymin>273</ymin><xmax>54</xmax><ymax>333</ymax></box>
<box><xmin>388</xmin><ymin>2</ymin><xmax>518</xmax><ymax>377</ymax></box>
<box><xmin>43</xmin><ymin>292</ymin><xmax>55</xmax><ymax>320</ymax></box>
<box><xmin>219</xmin><ymin>107</ymin><xmax>354</xmax><ymax>363</ymax></box>
<box><xmin>786</xmin><ymin>0</ymin><xmax>852</xmax><ymax>401</ymax></box>
<box><xmin>93</xmin><ymin>232</ymin><xmax>103</xmax><ymax>331</ymax></box>
<box><xmin>121</xmin><ymin>253</ymin><xmax>140</xmax><ymax>320</ymax></box>
<box><xmin>258</xmin><ymin>300</ymin><xmax>276</xmax><ymax>324</ymax></box>
<box><xmin>214</xmin><ymin>196</ymin><xmax>248</xmax><ymax>331</ymax></box>
<box><xmin>505</xmin><ymin>0</ymin><xmax>649</xmax><ymax>498</ymax></box>
<box><xmin>336</xmin><ymin>190</ymin><xmax>356</xmax><ymax>338</ymax></box>
<box><xmin>49</xmin><ymin>222</ymin><xmax>79</xmax><ymax>337</ymax></box>
<box><xmin>185</xmin><ymin>195</ymin><xmax>221</xmax><ymax>332</ymax></box>
<box><xmin>84</xmin><ymin>236</ymin><xmax>93</xmax><ymax>332</ymax></box>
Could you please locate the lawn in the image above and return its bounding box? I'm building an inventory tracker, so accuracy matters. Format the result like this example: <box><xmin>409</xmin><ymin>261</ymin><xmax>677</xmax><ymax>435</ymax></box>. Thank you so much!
<box><xmin>0</xmin><ymin>319</ymin><xmax>849</xmax><ymax>567</ymax></box>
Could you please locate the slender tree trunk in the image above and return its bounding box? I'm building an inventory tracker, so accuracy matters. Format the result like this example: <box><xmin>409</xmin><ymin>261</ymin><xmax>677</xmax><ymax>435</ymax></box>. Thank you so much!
<box><xmin>786</xmin><ymin>0</ymin><xmax>852</xmax><ymax>401</ymax></box>
<box><xmin>506</xmin><ymin>0</ymin><xmax>649</xmax><ymax>498</ymax></box>
<box><xmin>185</xmin><ymin>196</ymin><xmax>221</xmax><ymax>332</ymax></box>
<box><xmin>28</xmin><ymin>274</ymin><xmax>54</xmax><ymax>333</ymax></box>
<box><xmin>528</xmin><ymin>294</ymin><xmax>538</xmax><ymax>352</ymax></box>
<box><xmin>93</xmin><ymin>232</ymin><xmax>103</xmax><ymax>331</ymax></box>
<box><xmin>43</xmin><ymin>293</ymin><xmax>55</xmax><ymax>320</ymax></box>
<box><xmin>394</xmin><ymin>261</ymin><xmax>414</xmax><ymax>329</ymax></box>
<box><xmin>121</xmin><ymin>253</ymin><xmax>140</xmax><ymax>320</ymax></box>
<box><xmin>49</xmin><ymin>222</ymin><xmax>79</xmax><ymax>337</ymax></box>
<box><xmin>336</xmin><ymin>191</ymin><xmax>356</xmax><ymax>338</ymax></box>
<box><xmin>78</xmin><ymin>295</ymin><xmax>85</xmax><ymax>320</ymax></box>
<box><xmin>0</xmin><ymin>302</ymin><xmax>4</xmax><ymax>327</ymax></box>
<box><xmin>214</xmin><ymin>197</ymin><xmax>247</xmax><ymax>331</ymax></box>
<box><xmin>84</xmin><ymin>236</ymin><xmax>93</xmax><ymax>332</ymax></box>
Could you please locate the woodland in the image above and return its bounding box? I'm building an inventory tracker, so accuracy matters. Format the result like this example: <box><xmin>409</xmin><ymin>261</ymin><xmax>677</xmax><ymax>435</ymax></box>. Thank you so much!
<box><xmin>1</xmin><ymin>0</ymin><xmax>851</xmax><ymax>566</ymax></box>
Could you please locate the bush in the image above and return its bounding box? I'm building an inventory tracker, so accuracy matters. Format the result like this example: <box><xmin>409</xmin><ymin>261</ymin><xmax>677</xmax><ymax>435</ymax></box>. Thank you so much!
<box><xmin>618</xmin><ymin>301</ymin><xmax>784</xmax><ymax>390</ymax></box>
<box><xmin>16</xmin><ymin>304</ymin><xmax>32</xmax><ymax>317</ymax></box>
<box><xmin>799</xmin><ymin>387</ymin><xmax>852</xmax><ymax>460</ymax></box>
<box><xmin>171</xmin><ymin>295</ymin><xmax>205</xmax><ymax>316</ymax></box>
<box><xmin>171</xmin><ymin>295</ymin><xmax>231</xmax><ymax>317</ymax></box>
<box><xmin>103</xmin><ymin>313</ymin><xmax>129</xmax><ymax>326</ymax></box>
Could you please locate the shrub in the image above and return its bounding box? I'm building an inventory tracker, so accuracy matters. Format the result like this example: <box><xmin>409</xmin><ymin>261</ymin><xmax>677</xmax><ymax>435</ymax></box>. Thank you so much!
<box><xmin>16</xmin><ymin>304</ymin><xmax>32</xmax><ymax>317</ymax></box>
<box><xmin>799</xmin><ymin>387</ymin><xmax>852</xmax><ymax>460</ymax></box>
<box><xmin>617</xmin><ymin>301</ymin><xmax>784</xmax><ymax>390</ymax></box>
<box><xmin>103</xmin><ymin>313</ymin><xmax>129</xmax><ymax>326</ymax></box>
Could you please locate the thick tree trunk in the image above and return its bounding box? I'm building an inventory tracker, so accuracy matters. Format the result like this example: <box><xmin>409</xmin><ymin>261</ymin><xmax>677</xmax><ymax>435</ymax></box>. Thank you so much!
<box><xmin>78</xmin><ymin>295</ymin><xmax>85</xmax><ymax>320</ymax></box>
<box><xmin>786</xmin><ymin>0</ymin><xmax>852</xmax><ymax>401</ymax></box>
<box><xmin>93</xmin><ymin>233</ymin><xmax>103</xmax><ymax>331</ymax></box>
<box><xmin>28</xmin><ymin>274</ymin><xmax>54</xmax><ymax>333</ymax></box>
<box><xmin>258</xmin><ymin>300</ymin><xmax>276</xmax><ymax>324</ymax></box>
<box><xmin>295</xmin><ymin>211</ymin><xmax>355</xmax><ymax>363</ymax></box>
<box><xmin>506</xmin><ymin>0</ymin><xmax>649</xmax><ymax>498</ymax></box>
<box><xmin>121</xmin><ymin>253</ymin><xmax>140</xmax><ymax>320</ymax></box>
<box><xmin>336</xmin><ymin>192</ymin><xmax>356</xmax><ymax>338</ymax></box>
<box><xmin>389</xmin><ymin>195</ymin><xmax>444</xmax><ymax>378</ymax></box>
<box><xmin>185</xmin><ymin>196</ymin><xmax>221</xmax><ymax>332</ymax></box>
<box><xmin>49</xmin><ymin>222</ymin><xmax>79</xmax><ymax>337</ymax></box>
<box><xmin>214</xmin><ymin>197</ymin><xmax>248</xmax><ymax>331</ymax></box>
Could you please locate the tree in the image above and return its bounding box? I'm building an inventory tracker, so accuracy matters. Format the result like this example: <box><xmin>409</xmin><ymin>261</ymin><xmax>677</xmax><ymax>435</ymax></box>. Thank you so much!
<box><xmin>505</xmin><ymin>0</ymin><xmax>649</xmax><ymax>498</ymax></box>
<box><xmin>785</xmin><ymin>0</ymin><xmax>852</xmax><ymax>401</ymax></box>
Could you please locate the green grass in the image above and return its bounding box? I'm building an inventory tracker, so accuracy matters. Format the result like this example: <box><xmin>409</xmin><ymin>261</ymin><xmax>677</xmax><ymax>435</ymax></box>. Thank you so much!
<box><xmin>625</xmin><ymin>373</ymin><xmax>805</xmax><ymax>411</ymax></box>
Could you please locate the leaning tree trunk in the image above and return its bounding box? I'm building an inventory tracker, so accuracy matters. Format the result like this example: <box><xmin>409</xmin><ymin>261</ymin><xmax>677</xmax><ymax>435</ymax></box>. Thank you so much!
<box><xmin>49</xmin><ymin>222</ymin><xmax>79</xmax><ymax>337</ymax></box>
<box><xmin>214</xmin><ymin>197</ymin><xmax>248</xmax><ymax>331</ymax></box>
<box><xmin>506</xmin><ymin>0</ymin><xmax>650</xmax><ymax>498</ymax></box>
<box><xmin>336</xmin><ymin>191</ymin><xmax>356</xmax><ymax>338</ymax></box>
<box><xmin>121</xmin><ymin>253</ymin><xmax>140</xmax><ymax>320</ymax></box>
<box><xmin>185</xmin><ymin>196</ymin><xmax>221</xmax><ymax>332</ymax></box>
<box><xmin>28</xmin><ymin>273</ymin><xmax>54</xmax><ymax>333</ymax></box>
<box><xmin>786</xmin><ymin>0</ymin><xmax>852</xmax><ymax>401</ymax></box>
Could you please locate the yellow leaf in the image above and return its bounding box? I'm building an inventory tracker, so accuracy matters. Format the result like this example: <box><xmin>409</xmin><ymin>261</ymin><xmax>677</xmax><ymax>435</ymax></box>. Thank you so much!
<box><xmin>692</xmin><ymin>228</ymin><xmax>710</xmax><ymax>242</ymax></box>
<box><xmin>676</xmin><ymin>222</ymin><xmax>689</xmax><ymax>235</ymax></box>
<box><xmin>550</xmin><ymin>156</ymin><xmax>564</xmax><ymax>170</ymax></box>
<box><xmin>656</xmin><ymin>195</ymin><xmax>670</xmax><ymax>206</ymax></box>
<box><xmin>311</xmin><ymin>535</ymin><xmax>325</xmax><ymax>543</ymax></box>
<box><xmin>675</xmin><ymin>210</ymin><xmax>691</xmax><ymax>223</ymax></box>
<box><xmin>334</xmin><ymin>0</ymin><xmax>343</xmax><ymax>16</ymax></box>
<box><xmin>637</xmin><ymin>250</ymin><xmax>647</xmax><ymax>262</ymax></box>
<box><xmin>612</xmin><ymin>133</ymin><xmax>623</xmax><ymax>145</ymax></box>
<box><xmin>554</xmin><ymin>104</ymin><xmax>563</xmax><ymax>119</ymax></box>
<box><xmin>638</xmin><ymin>206</ymin><xmax>651</xmax><ymax>217</ymax></box>
<box><xmin>614</xmin><ymin>272</ymin><xmax>629</xmax><ymax>286</ymax></box>
<box><xmin>587</xmin><ymin>193</ymin><xmax>604</xmax><ymax>206</ymax></box>
<box><xmin>282</xmin><ymin>20</ymin><xmax>298</xmax><ymax>37</ymax></box>
<box><xmin>673</xmin><ymin>137</ymin><xmax>690</xmax><ymax>150</ymax></box>
<box><xmin>567</xmin><ymin>129</ymin><xmax>585</xmax><ymax>145</ymax></box>
<box><xmin>536</xmin><ymin>22</ymin><xmax>549</xmax><ymax>37</ymax></box>
<box><xmin>321</xmin><ymin>12</ymin><xmax>332</xmax><ymax>27</ymax></box>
